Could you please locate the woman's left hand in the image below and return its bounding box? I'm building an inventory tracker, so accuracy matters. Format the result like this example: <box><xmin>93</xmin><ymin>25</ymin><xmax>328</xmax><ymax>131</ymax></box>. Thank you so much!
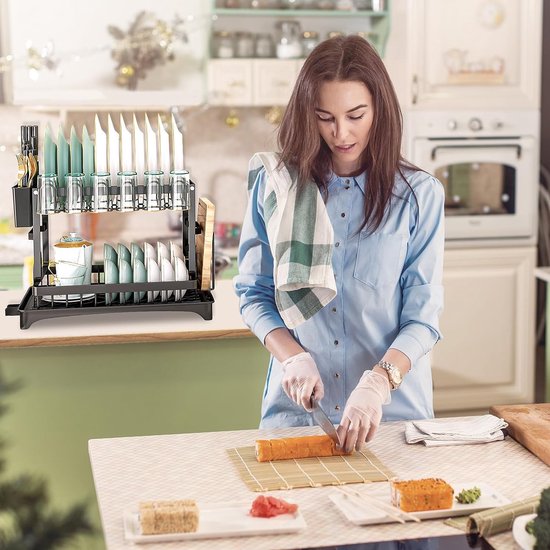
<box><xmin>337</xmin><ymin>370</ymin><xmax>390</xmax><ymax>453</ymax></box>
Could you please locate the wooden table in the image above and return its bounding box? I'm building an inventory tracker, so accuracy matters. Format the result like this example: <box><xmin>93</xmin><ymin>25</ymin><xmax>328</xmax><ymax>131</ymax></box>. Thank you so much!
<box><xmin>88</xmin><ymin>422</ymin><xmax>550</xmax><ymax>549</ymax></box>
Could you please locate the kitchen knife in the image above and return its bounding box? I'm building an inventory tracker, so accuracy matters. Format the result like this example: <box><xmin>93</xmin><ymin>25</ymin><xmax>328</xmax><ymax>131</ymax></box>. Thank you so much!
<box><xmin>311</xmin><ymin>398</ymin><xmax>341</xmax><ymax>448</ymax></box>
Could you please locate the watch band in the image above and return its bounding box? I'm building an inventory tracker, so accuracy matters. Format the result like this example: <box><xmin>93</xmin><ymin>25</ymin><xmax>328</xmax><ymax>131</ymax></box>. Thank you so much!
<box><xmin>377</xmin><ymin>360</ymin><xmax>402</xmax><ymax>390</ymax></box>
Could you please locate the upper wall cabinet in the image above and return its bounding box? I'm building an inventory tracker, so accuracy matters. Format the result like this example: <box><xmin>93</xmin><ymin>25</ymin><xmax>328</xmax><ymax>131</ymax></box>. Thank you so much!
<box><xmin>2</xmin><ymin>0</ymin><xmax>208</xmax><ymax>108</ymax></box>
<box><xmin>207</xmin><ymin>0</ymin><xmax>391</xmax><ymax>106</ymax></box>
<box><xmin>405</xmin><ymin>0</ymin><xmax>542</xmax><ymax>110</ymax></box>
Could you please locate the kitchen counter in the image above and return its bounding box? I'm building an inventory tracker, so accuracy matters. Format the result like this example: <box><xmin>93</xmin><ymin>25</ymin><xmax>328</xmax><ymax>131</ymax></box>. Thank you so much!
<box><xmin>0</xmin><ymin>279</ymin><xmax>251</xmax><ymax>348</ymax></box>
<box><xmin>88</xmin><ymin>421</ymin><xmax>550</xmax><ymax>550</ymax></box>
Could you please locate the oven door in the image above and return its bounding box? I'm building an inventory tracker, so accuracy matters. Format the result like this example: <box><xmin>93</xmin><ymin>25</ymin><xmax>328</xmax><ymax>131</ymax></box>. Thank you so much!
<box><xmin>412</xmin><ymin>137</ymin><xmax>537</xmax><ymax>240</ymax></box>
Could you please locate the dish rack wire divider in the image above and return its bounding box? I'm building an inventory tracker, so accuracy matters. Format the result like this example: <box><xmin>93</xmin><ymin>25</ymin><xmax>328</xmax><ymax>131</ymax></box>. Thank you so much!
<box><xmin>5</xmin><ymin>180</ymin><xmax>214</xmax><ymax>329</ymax></box>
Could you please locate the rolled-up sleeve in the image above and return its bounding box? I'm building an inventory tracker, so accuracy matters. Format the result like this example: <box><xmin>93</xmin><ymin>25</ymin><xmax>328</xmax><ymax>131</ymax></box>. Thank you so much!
<box><xmin>391</xmin><ymin>176</ymin><xmax>445</xmax><ymax>366</ymax></box>
<box><xmin>234</xmin><ymin>168</ymin><xmax>286</xmax><ymax>343</ymax></box>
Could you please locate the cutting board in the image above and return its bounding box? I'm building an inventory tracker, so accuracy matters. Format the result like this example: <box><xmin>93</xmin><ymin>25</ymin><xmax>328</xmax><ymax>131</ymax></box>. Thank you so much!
<box><xmin>489</xmin><ymin>403</ymin><xmax>550</xmax><ymax>467</ymax></box>
<box><xmin>196</xmin><ymin>197</ymin><xmax>215</xmax><ymax>290</ymax></box>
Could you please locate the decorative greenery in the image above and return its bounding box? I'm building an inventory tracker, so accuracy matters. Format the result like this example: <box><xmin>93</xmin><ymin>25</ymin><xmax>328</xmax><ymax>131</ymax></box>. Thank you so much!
<box><xmin>108</xmin><ymin>11</ymin><xmax>188</xmax><ymax>90</ymax></box>
<box><xmin>0</xmin><ymin>370</ymin><xmax>94</xmax><ymax>549</ymax></box>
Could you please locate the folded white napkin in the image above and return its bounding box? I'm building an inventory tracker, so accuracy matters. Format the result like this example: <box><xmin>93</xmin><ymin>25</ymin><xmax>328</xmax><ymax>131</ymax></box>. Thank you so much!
<box><xmin>405</xmin><ymin>414</ymin><xmax>508</xmax><ymax>447</ymax></box>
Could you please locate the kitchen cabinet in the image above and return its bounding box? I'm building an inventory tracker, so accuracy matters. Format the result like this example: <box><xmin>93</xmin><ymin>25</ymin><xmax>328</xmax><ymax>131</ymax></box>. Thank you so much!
<box><xmin>207</xmin><ymin>1</ymin><xmax>391</xmax><ymax>106</ymax></box>
<box><xmin>208</xmin><ymin>58</ymin><xmax>301</xmax><ymax>105</ymax></box>
<box><xmin>432</xmin><ymin>246</ymin><xmax>536</xmax><ymax>412</ymax></box>
<box><xmin>405</xmin><ymin>0</ymin><xmax>542</xmax><ymax>109</ymax></box>
<box><xmin>2</xmin><ymin>0</ymin><xmax>208</xmax><ymax>108</ymax></box>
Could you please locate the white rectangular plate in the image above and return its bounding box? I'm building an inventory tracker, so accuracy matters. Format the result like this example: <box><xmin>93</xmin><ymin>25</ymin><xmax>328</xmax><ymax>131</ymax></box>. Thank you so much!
<box><xmin>329</xmin><ymin>481</ymin><xmax>511</xmax><ymax>525</ymax></box>
<box><xmin>123</xmin><ymin>500</ymin><xmax>306</xmax><ymax>543</ymax></box>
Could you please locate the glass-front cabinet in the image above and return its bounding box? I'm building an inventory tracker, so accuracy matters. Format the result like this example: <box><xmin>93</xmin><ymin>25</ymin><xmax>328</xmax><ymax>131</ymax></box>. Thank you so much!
<box><xmin>406</xmin><ymin>0</ymin><xmax>542</xmax><ymax>109</ymax></box>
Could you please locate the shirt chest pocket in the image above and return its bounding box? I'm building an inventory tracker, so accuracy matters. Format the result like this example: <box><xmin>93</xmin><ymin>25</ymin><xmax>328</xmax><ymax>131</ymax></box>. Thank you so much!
<box><xmin>353</xmin><ymin>231</ymin><xmax>406</xmax><ymax>289</ymax></box>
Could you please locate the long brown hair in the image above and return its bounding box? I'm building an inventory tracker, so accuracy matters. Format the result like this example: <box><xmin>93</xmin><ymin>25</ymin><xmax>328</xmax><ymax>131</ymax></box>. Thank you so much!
<box><xmin>278</xmin><ymin>35</ymin><xmax>416</xmax><ymax>233</ymax></box>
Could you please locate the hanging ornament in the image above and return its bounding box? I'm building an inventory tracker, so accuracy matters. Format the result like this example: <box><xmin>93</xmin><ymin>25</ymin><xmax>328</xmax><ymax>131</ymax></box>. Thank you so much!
<box><xmin>225</xmin><ymin>109</ymin><xmax>240</xmax><ymax>128</ymax></box>
<box><xmin>108</xmin><ymin>11</ymin><xmax>188</xmax><ymax>90</ymax></box>
<box><xmin>265</xmin><ymin>106</ymin><xmax>283</xmax><ymax>125</ymax></box>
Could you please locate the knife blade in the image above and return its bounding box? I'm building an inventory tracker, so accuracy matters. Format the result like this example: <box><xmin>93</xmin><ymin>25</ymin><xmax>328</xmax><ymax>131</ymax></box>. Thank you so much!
<box><xmin>311</xmin><ymin>398</ymin><xmax>341</xmax><ymax>448</ymax></box>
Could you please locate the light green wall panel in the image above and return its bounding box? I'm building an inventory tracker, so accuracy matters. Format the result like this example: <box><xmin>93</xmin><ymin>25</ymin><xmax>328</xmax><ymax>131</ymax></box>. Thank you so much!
<box><xmin>0</xmin><ymin>338</ymin><xmax>269</xmax><ymax>549</ymax></box>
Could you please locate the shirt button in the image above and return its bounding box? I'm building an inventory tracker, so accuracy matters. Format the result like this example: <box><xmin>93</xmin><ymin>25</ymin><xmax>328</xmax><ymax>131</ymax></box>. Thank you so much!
<box><xmin>332</xmin><ymin>307</ymin><xmax>336</xmax><ymax>313</ymax></box>
<box><xmin>335</xmin><ymin>372</ymin><xmax>340</xmax><ymax>378</ymax></box>
<box><xmin>335</xmin><ymin>405</ymin><xmax>340</xmax><ymax>411</ymax></box>
<box><xmin>335</xmin><ymin>242</ymin><xmax>340</xmax><ymax>247</ymax></box>
<box><xmin>345</xmin><ymin>179</ymin><xmax>350</xmax><ymax>184</ymax></box>
<box><xmin>341</xmin><ymin>212</ymin><xmax>346</xmax><ymax>218</ymax></box>
<box><xmin>334</xmin><ymin>340</ymin><xmax>339</xmax><ymax>346</ymax></box>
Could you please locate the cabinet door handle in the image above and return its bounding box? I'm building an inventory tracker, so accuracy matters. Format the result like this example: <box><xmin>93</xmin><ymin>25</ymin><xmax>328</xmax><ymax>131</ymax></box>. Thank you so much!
<box><xmin>273</xmin><ymin>80</ymin><xmax>290</xmax><ymax>87</ymax></box>
<box><xmin>229</xmin><ymin>80</ymin><xmax>245</xmax><ymax>88</ymax></box>
<box><xmin>412</xmin><ymin>74</ymin><xmax>418</xmax><ymax>105</ymax></box>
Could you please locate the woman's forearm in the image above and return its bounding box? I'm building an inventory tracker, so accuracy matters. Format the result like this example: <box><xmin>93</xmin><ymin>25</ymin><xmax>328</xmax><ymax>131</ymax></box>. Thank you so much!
<box><xmin>264</xmin><ymin>328</ymin><xmax>305</xmax><ymax>363</ymax></box>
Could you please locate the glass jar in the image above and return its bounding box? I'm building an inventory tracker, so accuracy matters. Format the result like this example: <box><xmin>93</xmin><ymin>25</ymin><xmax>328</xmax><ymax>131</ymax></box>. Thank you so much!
<box><xmin>255</xmin><ymin>33</ymin><xmax>274</xmax><ymax>58</ymax></box>
<box><xmin>316</xmin><ymin>0</ymin><xmax>335</xmax><ymax>8</ymax></box>
<box><xmin>212</xmin><ymin>31</ymin><xmax>235</xmax><ymax>59</ymax></box>
<box><xmin>327</xmin><ymin>31</ymin><xmax>345</xmax><ymax>39</ymax></box>
<box><xmin>235</xmin><ymin>31</ymin><xmax>255</xmax><ymax>58</ymax></box>
<box><xmin>276</xmin><ymin>20</ymin><xmax>303</xmax><ymax>59</ymax></box>
<box><xmin>280</xmin><ymin>0</ymin><xmax>303</xmax><ymax>7</ymax></box>
<box><xmin>301</xmin><ymin>31</ymin><xmax>319</xmax><ymax>56</ymax></box>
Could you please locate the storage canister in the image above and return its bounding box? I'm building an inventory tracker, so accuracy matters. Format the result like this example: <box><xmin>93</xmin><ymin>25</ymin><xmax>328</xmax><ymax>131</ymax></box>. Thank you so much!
<box><xmin>213</xmin><ymin>31</ymin><xmax>235</xmax><ymax>58</ymax></box>
<box><xmin>255</xmin><ymin>33</ymin><xmax>274</xmax><ymax>58</ymax></box>
<box><xmin>235</xmin><ymin>31</ymin><xmax>255</xmax><ymax>58</ymax></box>
<box><xmin>301</xmin><ymin>31</ymin><xmax>319</xmax><ymax>56</ymax></box>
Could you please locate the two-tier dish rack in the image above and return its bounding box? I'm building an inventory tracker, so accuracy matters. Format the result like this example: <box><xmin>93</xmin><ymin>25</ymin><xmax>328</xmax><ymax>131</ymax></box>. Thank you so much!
<box><xmin>6</xmin><ymin>175</ymin><xmax>215</xmax><ymax>330</ymax></box>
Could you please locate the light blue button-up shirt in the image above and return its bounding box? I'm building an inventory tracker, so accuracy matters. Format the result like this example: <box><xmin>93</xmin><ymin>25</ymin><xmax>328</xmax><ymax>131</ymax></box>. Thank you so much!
<box><xmin>234</xmin><ymin>167</ymin><xmax>445</xmax><ymax>428</ymax></box>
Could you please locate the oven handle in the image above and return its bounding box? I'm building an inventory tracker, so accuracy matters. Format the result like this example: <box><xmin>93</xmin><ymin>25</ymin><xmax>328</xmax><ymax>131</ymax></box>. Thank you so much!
<box><xmin>431</xmin><ymin>144</ymin><xmax>522</xmax><ymax>160</ymax></box>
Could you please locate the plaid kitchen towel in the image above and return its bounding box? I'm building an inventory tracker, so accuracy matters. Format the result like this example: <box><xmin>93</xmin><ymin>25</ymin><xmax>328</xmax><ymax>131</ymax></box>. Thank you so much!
<box><xmin>248</xmin><ymin>152</ymin><xmax>336</xmax><ymax>329</ymax></box>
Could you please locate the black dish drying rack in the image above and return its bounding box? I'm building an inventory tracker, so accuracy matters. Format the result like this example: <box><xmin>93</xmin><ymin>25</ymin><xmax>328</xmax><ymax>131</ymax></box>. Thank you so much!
<box><xmin>6</xmin><ymin>180</ymin><xmax>214</xmax><ymax>329</ymax></box>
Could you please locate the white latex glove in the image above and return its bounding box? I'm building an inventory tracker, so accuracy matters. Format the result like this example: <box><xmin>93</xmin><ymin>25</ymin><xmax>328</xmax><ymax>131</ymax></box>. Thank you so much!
<box><xmin>337</xmin><ymin>370</ymin><xmax>391</xmax><ymax>453</ymax></box>
<box><xmin>281</xmin><ymin>352</ymin><xmax>324</xmax><ymax>412</ymax></box>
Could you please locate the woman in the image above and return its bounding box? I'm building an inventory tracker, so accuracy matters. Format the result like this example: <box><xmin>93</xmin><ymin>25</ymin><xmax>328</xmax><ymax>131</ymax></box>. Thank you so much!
<box><xmin>234</xmin><ymin>35</ymin><xmax>444</xmax><ymax>453</ymax></box>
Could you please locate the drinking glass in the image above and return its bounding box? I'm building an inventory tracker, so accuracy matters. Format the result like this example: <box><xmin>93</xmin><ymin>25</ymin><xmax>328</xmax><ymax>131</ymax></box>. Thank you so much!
<box><xmin>37</xmin><ymin>173</ymin><xmax>58</xmax><ymax>214</ymax></box>
<box><xmin>170</xmin><ymin>170</ymin><xmax>190</xmax><ymax>210</ymax></box>
<box><xmin>144</xmin><ymin>170</ymin><xmax>163</xmax><ymax>211</ymax></box>
<box><xmin>92</xmin><ymin>172</ymin><xmax>110</xmax><ymax>213</ymax></box>
<box><xmin>118</xmin><ymin>171</ymin><xmax>137</xmax><ymax>212</ymax></box>
<box><xmin>65</xmin><ymin>173</ymin><xmax>84</xmax><ymax>213</ymax></box>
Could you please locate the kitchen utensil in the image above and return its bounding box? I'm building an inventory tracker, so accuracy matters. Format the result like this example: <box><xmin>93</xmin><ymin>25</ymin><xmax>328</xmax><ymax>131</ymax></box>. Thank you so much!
<box><xmin>38</xmin><ymin>173</ymin><xmax>58</xmax><ymax>214</ymax></box>
<box><xmin>27</xmin><ymin>152</ymin><xmax>38</xmax><ymax>187</ymax></box>
<box><xmin>310</xmin><ymin>397</ymin><xmax>340</xmax><ymax>447</ymax></box>
<box><xmin>196</xmin><ymin>197</ymin><xmax>215</xmax><ymax>290</ymax></box>
<box><xmin>16</xmin><ymin>153</ymin><xmax>27</xmax><ymax>188</ymax></box>
<box><xmin>489</xmin><ymin>403</ymin><xmax>550</xmax><ymax>467</ymax></box>
<box><xmin>334</xmin><ymin>485</ymin><xmax>419</xmax><ymax>523</ymax></box>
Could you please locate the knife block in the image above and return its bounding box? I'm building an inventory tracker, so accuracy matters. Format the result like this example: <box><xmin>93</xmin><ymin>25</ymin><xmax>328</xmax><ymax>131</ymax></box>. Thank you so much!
<box><xmin>12</xmin><ymin>184</ymin><xmax>34</xmax><ymax>227</ymax></box>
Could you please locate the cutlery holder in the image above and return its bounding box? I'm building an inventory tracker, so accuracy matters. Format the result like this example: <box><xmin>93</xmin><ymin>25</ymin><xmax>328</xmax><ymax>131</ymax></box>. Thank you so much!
<box><xmin>12</xmin><ymin>184</ymin><xmax>34</xmax><ymax>227</ymax></box>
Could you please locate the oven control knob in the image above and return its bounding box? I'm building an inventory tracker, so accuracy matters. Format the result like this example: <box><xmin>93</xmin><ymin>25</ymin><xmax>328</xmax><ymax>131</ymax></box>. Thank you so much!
<box><xmin>447</xmin><ymin>119</ymin><xmax>458</xmax><ymax>130</ymax></box>
<box><xmin>469</xmin><ymin>117</ymin><xmax>483</xmax><ymax>131</ymax></box>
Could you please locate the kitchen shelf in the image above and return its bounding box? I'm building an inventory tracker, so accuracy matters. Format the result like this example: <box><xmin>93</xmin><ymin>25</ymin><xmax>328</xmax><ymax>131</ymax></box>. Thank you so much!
<box><xmin>212</xmin><ymin>8</ymin><xmax>388</xmax><ymax>16</ymax></box>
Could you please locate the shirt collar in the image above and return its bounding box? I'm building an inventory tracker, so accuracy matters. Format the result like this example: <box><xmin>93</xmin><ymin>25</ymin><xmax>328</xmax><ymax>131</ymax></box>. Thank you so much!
<box><xmin>328</xmin><ymin>171</ymin><xmax>366</xmax><ymax>195</ymax></box>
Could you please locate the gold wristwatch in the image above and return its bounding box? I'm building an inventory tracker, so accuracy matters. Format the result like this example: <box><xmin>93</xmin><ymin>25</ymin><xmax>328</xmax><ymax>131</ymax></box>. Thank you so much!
<box><xmin>377</xmin><ymin>360</ymin><xmax>403</xmax><ymax>390</ymax></box>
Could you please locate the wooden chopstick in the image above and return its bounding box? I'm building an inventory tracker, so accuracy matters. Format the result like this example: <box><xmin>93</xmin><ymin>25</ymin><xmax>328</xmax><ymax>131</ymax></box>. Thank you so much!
<box><xmin>338</xmin><ymin>486</ymin><xmax>421</xmax><ymax>523</ymax></box>
<box><xmin>334</xmin><ymin>486</ymin><xmax>405</xmax><ymax>524</ymax></box>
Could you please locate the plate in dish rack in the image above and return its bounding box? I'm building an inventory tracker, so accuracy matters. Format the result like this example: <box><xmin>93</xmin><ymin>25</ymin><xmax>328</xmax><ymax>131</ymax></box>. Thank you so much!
<box><xmin>123</xmin><ymin>500</ymin><xmax>306</xmax><ymax>543</ymax></box>
<box><xmin>330</xmin><ymin>481</ymin><xmax>511</xmax><ymax>525</ymax></box>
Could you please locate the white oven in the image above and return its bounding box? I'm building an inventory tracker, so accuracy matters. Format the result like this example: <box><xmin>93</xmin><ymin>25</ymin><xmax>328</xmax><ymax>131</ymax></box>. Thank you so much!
<box><xmin>405</xmin><ymin>110</ymin><xmax>539</xmax><ymax>245</ymax></box>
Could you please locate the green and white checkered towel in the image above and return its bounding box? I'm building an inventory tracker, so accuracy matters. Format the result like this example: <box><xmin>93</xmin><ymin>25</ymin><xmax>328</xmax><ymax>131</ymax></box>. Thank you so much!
<box><xmin>248</xmin><ymin>152</ymin><xmax>336</xmax><ymax>329</ymax></box>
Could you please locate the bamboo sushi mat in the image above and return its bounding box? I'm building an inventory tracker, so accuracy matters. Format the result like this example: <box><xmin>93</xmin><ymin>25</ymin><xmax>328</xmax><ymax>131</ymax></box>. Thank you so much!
<box><xmin>227</xmin><ymin>446</ymin><xmax>395</xmax><ymax>492</ymax></box>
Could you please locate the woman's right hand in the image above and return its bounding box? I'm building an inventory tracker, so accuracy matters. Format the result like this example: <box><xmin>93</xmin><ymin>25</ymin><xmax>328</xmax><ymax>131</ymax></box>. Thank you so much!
<box><xmin>281</xmin><ymin>352</ymin><xmax>324</xmax><ymax>412</ymax></box>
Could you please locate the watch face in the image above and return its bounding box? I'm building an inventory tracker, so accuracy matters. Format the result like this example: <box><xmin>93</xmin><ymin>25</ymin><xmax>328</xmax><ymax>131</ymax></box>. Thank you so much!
<box><xmin>390</xmin><ymin>367</ymin><xmax>402</xmax><ymax>387</ymax></box>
